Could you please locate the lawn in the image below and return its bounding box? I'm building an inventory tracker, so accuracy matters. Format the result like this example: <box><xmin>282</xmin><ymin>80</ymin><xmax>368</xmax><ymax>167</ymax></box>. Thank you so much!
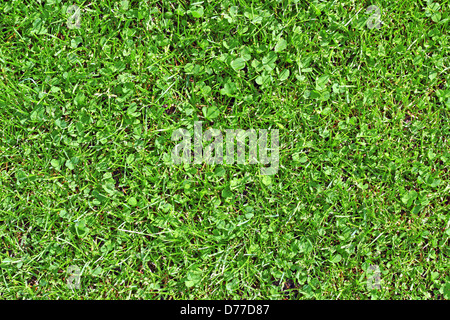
<box><xmin>0</xmin><ymin>0</ymin><xmax>450</xmax><ymax>299</ymax></box>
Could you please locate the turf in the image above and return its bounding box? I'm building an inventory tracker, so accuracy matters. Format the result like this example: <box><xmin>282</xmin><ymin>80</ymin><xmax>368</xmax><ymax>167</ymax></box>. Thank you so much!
<box><xmin>0</xmin><ymin>0</ymin><xmax>450</xmax><ymax>299</ymax></box>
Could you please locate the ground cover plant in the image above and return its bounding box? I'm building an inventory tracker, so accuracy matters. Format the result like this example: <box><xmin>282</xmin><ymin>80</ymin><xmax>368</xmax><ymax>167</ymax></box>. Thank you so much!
<box><xmin>0</xmin><ymin>0</ymin><xmax>450</xmax><ymax>299</ymax></box>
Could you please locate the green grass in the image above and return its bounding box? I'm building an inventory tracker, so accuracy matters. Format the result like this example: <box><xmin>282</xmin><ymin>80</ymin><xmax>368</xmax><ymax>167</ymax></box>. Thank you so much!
<box><xmin>1</xmin><ymin>0</ymin><xmax>450</xmax><ymax>299</ymax></box>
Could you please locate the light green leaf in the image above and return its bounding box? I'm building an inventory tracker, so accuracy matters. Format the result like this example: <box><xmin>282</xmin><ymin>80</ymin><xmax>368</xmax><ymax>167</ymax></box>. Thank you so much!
<box><xmin>262</xmin><ymin>175</ymin><xmax>272</xmax><ymax>186</ymax></box>
<box><xmin>51</xmin><ymin>159</ymin><xmax>60</xmax><ymax>169</ymax></box>
<box><xmin>231</xmin><ymin>58</ymin><xmax>246</xmax><ymax>71</ymax></box>
<box><xmin>190</xmin><ymin>6</ymin><xmax>204</xmax><ymax>18</ymax></box>
<box><xmin>128</xmin><ymin>197</ymin><xmax>138</xmax><ymax>207</ymax></box>
<box><xmin>274</xmin><ymin>38</ymin><xmax>287</xmax><ymax>52</ymax></box>
<box><xmin>202</xmin><ymin>106</ymin><xmax>220</xmax><ymax>120</ymax></box>
<box><xmin>279</xmin><ymin>69</ymin><xmax>290</xmax><ymax>81</ymax></box>
<box><xmin>331</xmin><ymin>254</ymin><xmax>342</xmax><ymax>263</ymax></box>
